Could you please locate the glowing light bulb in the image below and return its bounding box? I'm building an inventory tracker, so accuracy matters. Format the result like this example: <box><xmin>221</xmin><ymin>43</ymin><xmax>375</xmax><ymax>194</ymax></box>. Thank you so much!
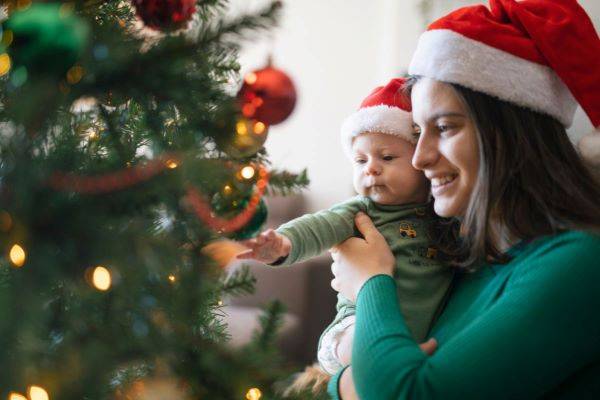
<box><xmin>253</xmin><ymin>121</ymin><xmax>266</xmax><ymax>135</ymax></box>
<box><xmin>168</xmin><ymin>274</ymin><xmax>176</xmax><ymax>283</ymax></box>
<box><xmin>246</xmin><ymin>388</ymin><xmax>262</xmax><ymax>400</ymax></box>
<box><xmin>28</xmin><ymin>386</ymin><xmax>49</xmax><ymax>400</ymax></box>
<box><xmin>9</xmin><ymin>244</ymin><xmax>26</xmax><ymax>268</ymax></box>
<box><xmin>223</xmin><ymin>185</ymin><xmax>233</xmax><ymax>196</ymax></box>
<box><xmin>0</xmin><ymin>53</ymin><xmax>11</xmax><ymax>76</ymax></box>
<box><xmin>92</xmin><ymin>266</ymin><xmax>111</xmax><ymax>291</ymax></box>
<box><xmin>244</xmin><ymin>73</ymin><xmax>257</xmax><ymax>85</ymax></box>
<box><xmin>8</xmin><ymin>392</ymin><xmax>28</xmax><ymax>400</ymax></box>
<box><xmin>240</xmin><ymin>166</ymin><xmax>256</xmax><ymax>180</ymax></box>
<box><xmin>236</xmin><ymin>120</ymin><xmax>248</xmax><ymax>136</ymax></box>
<box><xmin>165</xmin><ymin>160</ymin><xmax>178</xmax><ymax>169</ymax></box>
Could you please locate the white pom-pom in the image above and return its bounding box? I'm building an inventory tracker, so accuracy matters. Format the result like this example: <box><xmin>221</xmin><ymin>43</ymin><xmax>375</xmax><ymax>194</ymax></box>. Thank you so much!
<box><xmin>578</xmin><ymin>128</ymin><xmax>600</xmax><ymax>168</ymax></box>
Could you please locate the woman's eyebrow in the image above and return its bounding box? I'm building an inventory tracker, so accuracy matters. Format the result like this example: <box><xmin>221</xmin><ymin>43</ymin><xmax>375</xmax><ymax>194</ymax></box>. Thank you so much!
<box><xmin>427</xmin><ymin>112</ymin><xmax>465</xmax><ymax>122</ymax></box>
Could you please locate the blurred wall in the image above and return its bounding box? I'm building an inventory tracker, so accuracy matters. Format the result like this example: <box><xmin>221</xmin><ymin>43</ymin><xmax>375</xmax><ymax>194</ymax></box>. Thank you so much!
<box><xmin>236</xmin><ymin>0</ymin><xmax>600</xmax><ymax>212</ymax></box>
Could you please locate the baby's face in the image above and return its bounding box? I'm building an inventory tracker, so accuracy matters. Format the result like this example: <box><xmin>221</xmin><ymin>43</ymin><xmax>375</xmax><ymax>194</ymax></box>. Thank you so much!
<box><xmin>351</xmin><ymin>132</ymin><xmax>429</xmax><ymax>205</ymax></box>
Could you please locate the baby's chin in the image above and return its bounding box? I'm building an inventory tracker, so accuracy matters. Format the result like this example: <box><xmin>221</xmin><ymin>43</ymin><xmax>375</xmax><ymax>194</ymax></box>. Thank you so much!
<box><xmin>362</xmin><ymin>188</ymin><xmax>405</xmax><ymax>205</ymax></box>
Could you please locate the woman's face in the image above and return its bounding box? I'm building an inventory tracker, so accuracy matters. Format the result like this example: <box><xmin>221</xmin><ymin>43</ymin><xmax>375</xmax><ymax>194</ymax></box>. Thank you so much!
<box><xmin>411</xmin><ymin>78</ymin><xmax>480</xmax><ymax>218</ymax></box>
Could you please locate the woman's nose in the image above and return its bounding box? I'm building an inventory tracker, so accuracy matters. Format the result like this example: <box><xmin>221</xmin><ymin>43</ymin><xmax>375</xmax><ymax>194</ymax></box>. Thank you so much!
<box><xmin>412</xmin><ymin>133</ymin><xmax>437</xmax><ymax>171</ymax></box>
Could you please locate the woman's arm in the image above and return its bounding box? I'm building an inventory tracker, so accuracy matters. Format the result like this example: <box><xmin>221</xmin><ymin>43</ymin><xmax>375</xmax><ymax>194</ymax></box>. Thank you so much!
<box><xmin>335</xmin><ymin>222</ymin><xmax>600</xmax><ymax>399</ymax></box>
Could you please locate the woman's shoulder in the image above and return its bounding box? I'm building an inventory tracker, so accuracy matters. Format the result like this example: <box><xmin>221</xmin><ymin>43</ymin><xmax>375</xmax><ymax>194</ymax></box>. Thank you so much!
<box><xmin>509</xmin><ymin>230</ymin><xmax>600</xmax><ymax>280</ymax></box>
<box><xmin>525</xmin><ymin>230</ymin><xmax>600</xmax><ymax>256</ymax></box>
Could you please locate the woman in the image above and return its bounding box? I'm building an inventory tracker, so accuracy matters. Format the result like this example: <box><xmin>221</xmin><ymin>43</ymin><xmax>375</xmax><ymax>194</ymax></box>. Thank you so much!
<box><xmin>327</xmin><ymin>0</ymin><xmax>600</xmax><ymax>399</ymax></box>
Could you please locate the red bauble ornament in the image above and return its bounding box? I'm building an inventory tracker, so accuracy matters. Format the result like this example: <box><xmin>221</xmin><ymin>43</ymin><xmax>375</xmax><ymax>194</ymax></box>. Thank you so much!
<box><xmin>132</xmin><ymin>0</ymin><xmax>196</xmax><ymax>31</ymax></box>
<box><xmin>237</xmin><ymin>65</ymin><xmax>297</xmax><ymax>125</ymax></box>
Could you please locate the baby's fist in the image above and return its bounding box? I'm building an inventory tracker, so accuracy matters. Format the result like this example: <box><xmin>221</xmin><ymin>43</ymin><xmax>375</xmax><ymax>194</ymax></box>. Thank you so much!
<box><xmin>236</xmin><ymin>229</ymin><xmax>292</xmax><ymax>264</ymax></box>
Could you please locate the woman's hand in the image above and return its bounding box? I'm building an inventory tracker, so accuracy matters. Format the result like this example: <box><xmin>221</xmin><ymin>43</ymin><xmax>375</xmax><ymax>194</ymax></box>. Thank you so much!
<box><xmin>330</xmin><ymin>212</ymin><xmax>395</xmax><ymax>301</ymax></box>
<box><xmin>338</xmin><ymin>338</ymin><xmax>438</xmax><ymax>399</ymax></box>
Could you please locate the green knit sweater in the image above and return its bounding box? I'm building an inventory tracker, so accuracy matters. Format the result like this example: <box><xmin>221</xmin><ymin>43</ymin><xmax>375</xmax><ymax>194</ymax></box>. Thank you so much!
<box><xmin>276</xmin><ymin>196</ymin><xmax>453</xmax><ymax>344</ymax></box>
<box><xmin>328</xmin><ymin>230</ymin><xmax>600</xmax><ymax>399</ymax></box>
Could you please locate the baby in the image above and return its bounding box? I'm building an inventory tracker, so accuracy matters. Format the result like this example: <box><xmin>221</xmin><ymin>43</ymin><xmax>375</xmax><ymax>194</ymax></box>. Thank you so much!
<box><xmin>237</xmin><ymin>78</ymin><xmax>453</xmax><ymax>375</ymax></box>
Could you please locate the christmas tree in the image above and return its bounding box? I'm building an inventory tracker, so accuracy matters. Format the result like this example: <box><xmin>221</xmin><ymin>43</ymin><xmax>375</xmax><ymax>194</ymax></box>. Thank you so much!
<box><xmin>0</xmin><ymin>1</ymin><xmax>312</xmax><ymax>398</ymax></box>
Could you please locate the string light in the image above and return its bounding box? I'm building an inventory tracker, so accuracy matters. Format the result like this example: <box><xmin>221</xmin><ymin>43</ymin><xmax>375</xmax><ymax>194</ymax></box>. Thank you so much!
<box><xmin>0</xmin><ymin>53</ymin><xmax>11</xmax><ymax>76</ymax></box>
<box><xmin>240</xmin><ymin>166</ymin><xmax>256</xmax><ymax>180</ymax></box>
<box><xmin>236</xmin><ymin>120</ymin><xmax>248</xmax><ymax>136</ymax></box>
<box><xmin>253</xmin><ymin>121</ymin><xmax>266</xmax><ymax>135</ymax></box>
<box><xmin>246</xmin><ymin>388</ymin><xmax>262</xmax><ymax>400</ymax></box>
<box><xmin>244</xmin><ymin>73</ymin><xmax>257</xmax><ymax>85</ymax></box>
<box><xmin>28</xmin><ymin>386</ymin><xmax>49</xmax><ymax>400</ymax></box>
<box><xmin>9</xmin><ymin>244</ymin><xmax>26</xmax><ymax>268</ymax></box>
<box><xmin>8</xmin><ymin>392</ymin><xmax>27</xmax><ymax>400</ymax></box>
<box><xmin>165</xmin><ymin>159</ymin><xmax>178</xmax><ymax>169</ymax></box>
<box><xmin>217</xmin><ymin>300</ymin><xmax>223</xmax><ymax>306</ymax></box>
<box><xmin>223</xmin><ymin>184</ymin><xmax>233</xmax><ymax>196</ymax></box>
<box><xmin>168</xmin><ymin>274</ymin><xmax>176</xmax><ymax>283</ymax></box>
<box><xmin>92</xmin><ymin>266</ymin><xmax>112</xmax><ymax>291</ymax></box>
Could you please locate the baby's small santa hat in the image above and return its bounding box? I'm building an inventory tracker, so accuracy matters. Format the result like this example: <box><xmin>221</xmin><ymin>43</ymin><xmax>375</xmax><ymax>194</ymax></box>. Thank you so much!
<box><xmin>408</xmin><ymin>0</ymin><xmax>600</xmax><ymax>129</ymax></box>
<box><xmin>341</xmin><ymin>77</ymin><xmax>415</xmax><ymax>158</ymax></box>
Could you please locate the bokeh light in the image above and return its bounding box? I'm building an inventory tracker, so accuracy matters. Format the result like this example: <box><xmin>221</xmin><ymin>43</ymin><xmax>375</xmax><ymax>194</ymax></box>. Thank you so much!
<box><xmin>92</xmin><ymin>266</ymin><xmax>112</xmax><ymax>291</ymax></box>
<box><xmin>9</xmin><ymin>244</ymin><xmax>26</xmax><ymax>268</ymax></box>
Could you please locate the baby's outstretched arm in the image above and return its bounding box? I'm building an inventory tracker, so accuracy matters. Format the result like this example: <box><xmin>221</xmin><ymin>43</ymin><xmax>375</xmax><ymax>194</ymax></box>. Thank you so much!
<box><xmin>236</xmin><ymin>229</ymin><xmax>292</xmax><ymax>264</ymax></box>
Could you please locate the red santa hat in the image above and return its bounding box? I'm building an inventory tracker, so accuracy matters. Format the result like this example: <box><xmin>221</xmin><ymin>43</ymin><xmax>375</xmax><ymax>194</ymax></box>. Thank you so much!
<box><xmin>408</xmin><ymin>0</ymin><xmax>600</xmax><ymax>128</ymax></box>
<box><xmin>341</xmin><ymin>77</ymin><xmax>415</xmax><ymax>158</ymax></box>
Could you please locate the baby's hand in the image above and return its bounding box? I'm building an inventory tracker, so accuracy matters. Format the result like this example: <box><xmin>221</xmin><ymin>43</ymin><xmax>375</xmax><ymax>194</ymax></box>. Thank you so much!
<box><xmin>236</xmin><ymin>229</ymin><xmax>292</xmax><ymax>264</ymax></box>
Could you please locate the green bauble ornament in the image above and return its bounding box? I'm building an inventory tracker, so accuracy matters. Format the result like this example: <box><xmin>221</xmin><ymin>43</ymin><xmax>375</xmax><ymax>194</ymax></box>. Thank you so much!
<box><xmin>232</xmin><ymin>198</ymin><xmax>267</xmax><ymax>240</ymax></box>
<box><xmin>216</xmin><ymin>117</ymin><xmax>269</xmax><ymax>159</ymax></box>
<box><xmin>210</xmin><ymin>192</ymin><xmax>268</xmax><ymax>240</ymax></box>
<box><xmin>2</xmin><ymin>3</ymin><xmax>89</xmax><ymax>77</ymax></box>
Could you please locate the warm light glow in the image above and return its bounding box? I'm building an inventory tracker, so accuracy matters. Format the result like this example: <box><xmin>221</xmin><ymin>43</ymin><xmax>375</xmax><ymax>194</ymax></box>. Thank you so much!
<box><xmin>240</xmin><ymin>166</ymin><xmax>256</xmax><ymax>180</ymax></box>
<box><xmin>252</xmin><ymin>97</ymin><xmax>264</xmax><ymax>107</ymax></box>
<box><xmin>236</xmin><ymin>120</ymin><xmax>248</xmax><ymax>136</ymax></box>
<box><xmin>223</xmin><ymin>185</ymin><xmax>233</xmax><ymax>196</ymax></box>
<box><xmin>168</xmin><ymin>274</ymin><xmax>176</xmax><ymax>283</ymax></box>
<box><xmin>9</xmin><ymin>244</ymin><xmax>26</xmax><ymax>268</ymax></box>
<box><xmin>87</xmin><ymin>129</ymin><xmax>99</xmax><ymax>140</ymax></box>
<box><xmin>253</xmin><ymin>121</ymin><xmax>266</xmax><ymax>135</ymax></box>
<box><xmin>244</xmin><ymin>73</ymin><xmax>257</xmax><ymax>85</ymax></box>
<box><xmin>92</xmin><ymin>266</ymin><xmax>112</xmax><ymax>291</ymax></box>
<box><xmin>246</xmin><ymin>388</ymin><xmax>262</xmax><ymax>400</ymax></box>
<box><xmin>8</xmin><ymin>393</ymin><xmax>27</xmax><ymax>400</ymax></box>
<box><xmin>0</xmin><ymin>53</ymin><xmax>11</xmax><ymax>77</ymax></box>
<box><xmin>165</xmin><ymin>160</ymin><xmax>178</xmax><ymax>169</ymax></box>
<box><xmin>28</xmin><ymin>386</ymin><xmax>49</xmax><ymax>400</ymax></box>
<box><xmin>66</xmin><ymin>65</ymin><xmax>84</xmax><ymax>85</ymax></box>
<box><xmin>242</xmin><ymin>104</ymin><xmax>256</xmax><ymax>118</ymax></box>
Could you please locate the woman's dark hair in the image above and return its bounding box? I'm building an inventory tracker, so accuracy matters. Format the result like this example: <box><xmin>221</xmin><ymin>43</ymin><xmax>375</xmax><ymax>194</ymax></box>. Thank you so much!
<box><xmin>406</xmin><ymin>76</ymin><xmax>600</xmax><ymax>267</ymax></box>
